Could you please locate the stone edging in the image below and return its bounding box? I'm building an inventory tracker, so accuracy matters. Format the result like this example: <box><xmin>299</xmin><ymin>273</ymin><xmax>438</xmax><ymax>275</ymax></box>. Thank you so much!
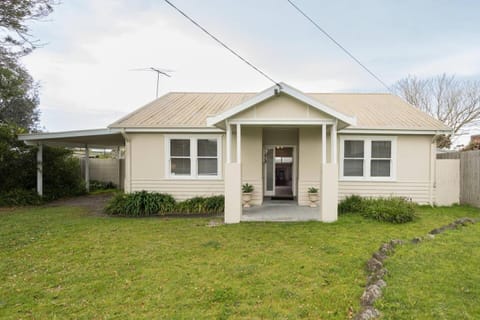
<box><xmin>354</xmin><ymin>217</ymin><xmax>478</xmax><ymax>320</ymax></box>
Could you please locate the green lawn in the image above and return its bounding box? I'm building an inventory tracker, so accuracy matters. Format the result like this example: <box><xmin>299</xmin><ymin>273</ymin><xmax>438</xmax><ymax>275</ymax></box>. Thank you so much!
<box><xmin>0</xmin><ymin>205</ymin><xmax>479</xmax><ymax>319</ymax></box>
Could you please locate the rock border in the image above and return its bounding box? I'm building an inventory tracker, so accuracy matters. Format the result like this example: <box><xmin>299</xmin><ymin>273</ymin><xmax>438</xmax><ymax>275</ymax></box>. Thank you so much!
<box><xmin>354</xmin><ymin>217</ymin><xmax>478</xmax><ymax>320</ymax></box>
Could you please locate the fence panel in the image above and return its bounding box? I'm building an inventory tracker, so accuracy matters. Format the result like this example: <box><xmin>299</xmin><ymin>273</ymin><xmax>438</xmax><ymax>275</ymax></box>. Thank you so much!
<box><xmin>460</xmin><ymin>150</ymin><xmax>480</xmax><ymax>207</ymax></box>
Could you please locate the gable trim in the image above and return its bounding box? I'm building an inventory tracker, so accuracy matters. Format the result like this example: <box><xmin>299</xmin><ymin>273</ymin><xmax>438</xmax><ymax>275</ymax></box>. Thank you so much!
<box><xmin>206</xmin><ymin>82</ymin><xmax>356</xmax><ymax>127</ymax></box>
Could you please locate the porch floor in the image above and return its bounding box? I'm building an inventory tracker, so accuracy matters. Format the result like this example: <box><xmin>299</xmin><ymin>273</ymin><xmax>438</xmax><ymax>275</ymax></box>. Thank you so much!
<box><xmin>241</xmin><ymin>199</ymin><xmax>319</xmax><ymax>222</ymax></box>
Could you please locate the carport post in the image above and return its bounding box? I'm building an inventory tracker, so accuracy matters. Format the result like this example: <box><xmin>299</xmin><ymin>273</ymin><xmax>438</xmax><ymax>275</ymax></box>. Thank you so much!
<box><xmin>37</xmin><ymin>144</ymin><xmax>43</xmax><ymax>196</ymax></box>
<box><xmin>85</xmin><ymin>145</ymin><xmax>90</xmax><ymax>192</ymax></box>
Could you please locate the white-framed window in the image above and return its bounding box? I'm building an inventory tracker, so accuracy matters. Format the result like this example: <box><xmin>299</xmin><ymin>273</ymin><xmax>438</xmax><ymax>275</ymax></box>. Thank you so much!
<box><xmin>340</xmin><ymin>136</ymin><xmax>396</xmax><ymax>181</ymax></box>
<box><xmin>165</xmin><ymin>135</ymin><xmax>222</xmax><ymax>179</ymax></box>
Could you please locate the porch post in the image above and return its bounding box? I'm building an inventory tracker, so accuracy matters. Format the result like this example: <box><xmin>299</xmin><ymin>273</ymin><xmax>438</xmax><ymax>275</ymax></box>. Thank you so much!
<box><xmin>236</xmin><ymin>123</ymin><xmax>241</xmax><ymax>163</ymax></box>
<box><xmin>320</xmin><ymin>124</ymin><xmax>338</xmax><ymax>222</ymax></box>
<box><xmin>322</xmin><ymin>124</ymin><xmax>327</xmax><ymax>164</ymax></box>
<box><xmin>330</xmin><ymin>123</ymin><xmax>337</xmax><ymax>164</ymax></box>
<box><xmin>226</xmin><ymin>121</ymin><xmax>231</xmax><ymax>163</ymax></box>
<box><xmin>37</xmin><ymin>144</ymin><xmax>43</xmax><ymax>196</ymax></box>
<box><xmin>224</xmin><ymin>122</ymin><xmax>242</xmax><ymax>224</ymax></box>
<box><xmin>85</xmin><ymin>145</ymin><xmax>90</xmax><ymax>192</ymax></box>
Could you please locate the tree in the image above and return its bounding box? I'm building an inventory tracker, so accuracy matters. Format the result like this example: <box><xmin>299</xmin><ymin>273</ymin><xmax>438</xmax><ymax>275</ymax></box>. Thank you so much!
<box><xmin>0</xmin><ymin>48</ymin><xmax>39</xmax><ymax>129</ymax></box>
<box><xmin>0</xmin><ymin>0</ymin><xmax>57</xmax><ymax>130</ymax></box>
<box><xmin>0</xmin><ymin>0</ymin><xmax>56</xmax><ymax>56</ymax></box>
<box><xmin>394</xmin><ymin>74</ymin><xmax>480</xmax><ymax>148</ymax></box>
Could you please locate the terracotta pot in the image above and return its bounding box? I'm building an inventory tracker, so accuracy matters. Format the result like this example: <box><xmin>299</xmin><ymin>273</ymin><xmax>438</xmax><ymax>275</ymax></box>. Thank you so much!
<box><xmin>308</xmin><ymin>193</ymin><xmax>319</xmax><ymax>208</ymax></box>
<box><xmin>242</xmin><ymin>192</ymin><xmax>253</xmax><ymax>208</ymax></box>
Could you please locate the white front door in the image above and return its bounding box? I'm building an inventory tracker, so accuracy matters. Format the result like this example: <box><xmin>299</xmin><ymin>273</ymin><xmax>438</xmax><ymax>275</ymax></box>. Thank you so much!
<box><xmin>264</xmin><ymin>146</ymin><xmax>296</xmax><ymax>197</ymax></box>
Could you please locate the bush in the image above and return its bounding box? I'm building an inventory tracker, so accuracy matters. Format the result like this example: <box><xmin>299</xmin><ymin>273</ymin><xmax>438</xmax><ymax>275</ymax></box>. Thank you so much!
<box><xmin>0</xmin><ymin>124</ymin><xmax>86</xmax><ymax>204</ymax></box>
<box><xmin>338</xmin><ymin>195</ymin><xmax>416</xmax><ymax>223</ymax></box>
<box><xmin>175</xmin><ymin>195</ymin><xmax>224</xmax><ymax>215</ymax></box>
<box><xmin>89</xmin><ymin>180</ymin><xmax>116</xmax><ymax>191</ymax></box>
<box><xmin>360</xmin><ymin>197</ymin><xmax>416</xmax><ymax>223</ymax></box>
<box><xmin>105</xmin><ymin>191</ymin><xmax>176</xmax><ymax>216</ymax></box>
<box><xmin>338</xmin><ymin>195</ymin><xmax>364</xmax><ymax>214</ymax></box>
<box><xmin>0</xmin><ymin>189</ymin><xmax>43</xmax><ymax>206</ymax></box>
<box><xmin>104</xmin><ymin>192</ymin><xmax>224</xmax><ymax>217</ymax></box>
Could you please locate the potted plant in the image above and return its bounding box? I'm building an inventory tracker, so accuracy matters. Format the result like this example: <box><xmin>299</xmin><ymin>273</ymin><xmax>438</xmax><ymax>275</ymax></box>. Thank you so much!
<box><xmin>242</xmin><ymin>183</ymin><xmax>254</xmax><ymax>208</ymax></box>
<box><xmin>307</xmin><ymin>187</ymin><xmax>319</xmax><ymax>207</ymax></box>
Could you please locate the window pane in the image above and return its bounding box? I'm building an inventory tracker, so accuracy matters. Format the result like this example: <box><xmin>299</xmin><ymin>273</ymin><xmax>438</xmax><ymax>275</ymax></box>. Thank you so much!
<box><xmin>371</xmin><ymin>160</ymin><xmax>391</xmax><ymax>177</ymax></box>
<box><xmin>372</xmin><ymin>141</ymin><xmax>391</xmax><ymax>158</ymax></box>
<box><xmin>171</xmin><ymin>139</ymin><xmax>190</xmax><ymax>156</ymax></box>
<box><xmin>171</xmin><ymin>158</ymin><xmax>191</xmax><ymax>175</ymax></box>
<box><xmin>344</xmin><ymin>140</ymin><xmax>364</xmax><ymax>158</ymax></box>
<box><xmin>197</xmin><ymin>139</ymin><xmax>217</xmax><ymax>157</ymax></box>
<box><xmin>344</xmin><ymin>159</ymin><xmax>363</xmax><ymax>176</ymax></box>
<box><xmin>198</xmin><ymin>158</ymin><xmax>217</xmax><ymax>175</ymax></box>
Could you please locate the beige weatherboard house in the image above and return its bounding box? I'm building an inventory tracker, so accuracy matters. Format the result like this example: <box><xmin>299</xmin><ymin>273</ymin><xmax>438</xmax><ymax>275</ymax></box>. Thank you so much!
<box><xmin>21</xmin><ymin>82</ymin><xmax>452</xmax><ymax>223</ymax></box>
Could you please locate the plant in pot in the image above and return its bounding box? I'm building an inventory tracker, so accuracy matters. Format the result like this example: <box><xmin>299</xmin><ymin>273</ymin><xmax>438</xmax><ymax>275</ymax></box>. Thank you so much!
<box><xmin>307</xmin><ymin>187</ymin><xmax>319</xmax><ymax>208</ymax></box>
<box><xmin>242</xmin><ymin>183</ymin><xmax>254</xmax><ymax>208</ymax></box>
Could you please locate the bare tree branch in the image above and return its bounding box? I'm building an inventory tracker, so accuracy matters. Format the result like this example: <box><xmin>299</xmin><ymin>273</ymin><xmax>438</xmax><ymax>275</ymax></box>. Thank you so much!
<box><xmin>394</xmin><ymin>74</ymin><xmax>480</xmax><ymax>148</ymax></box>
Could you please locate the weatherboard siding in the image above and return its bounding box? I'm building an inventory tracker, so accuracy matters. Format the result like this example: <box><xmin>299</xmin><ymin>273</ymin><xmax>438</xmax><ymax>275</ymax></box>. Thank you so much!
<box><xmin>131</xmin><ymin>179</ymin><xmax>224</xmax><ymax>201</ymax></box>
<box><xmin>339</xmin><ymin>179</ymin><xmax>433</xmax><ymax>204</ymax></box>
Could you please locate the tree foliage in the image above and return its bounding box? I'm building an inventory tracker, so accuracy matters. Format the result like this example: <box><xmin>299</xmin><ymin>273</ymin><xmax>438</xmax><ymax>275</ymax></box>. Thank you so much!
<box><xmin>0</xmin><ymin>48</ymin><xmax>39</xmax><ymax>129</ymax></box>
<box><xmin>0</xmin><ymin>0</ymin><xmax>57</xmax><ymax>131</ymax></box>
<box><xmin>394</xmin><ymin>74</ymin><xmax>480</xmax><ymax>148</ymax></box>
<box><xmin>0</xmin><ymin>0</ymin><xmax>56</xmax><ymax>56</ymax></box>
<box><xmin>0</xmin><ymin>123</ymin><xmax>85</xmax><ymax>202</ymax></box>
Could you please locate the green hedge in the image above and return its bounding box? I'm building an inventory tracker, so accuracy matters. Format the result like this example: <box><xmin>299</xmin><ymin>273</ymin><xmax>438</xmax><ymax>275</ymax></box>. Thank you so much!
<box><xmin>105</xmin><ymin>191</ymin><xmax>224</xmax><ymax>217</ymax></box>
<box><xmin>0</xmin><ymin>189</ymin><xmax>43</xmax><ymax>207</ymax></box>
<box><xmin>338</xmin><ymin>195</ymin><xmax>416</xmax><ymax>224</ymax></box>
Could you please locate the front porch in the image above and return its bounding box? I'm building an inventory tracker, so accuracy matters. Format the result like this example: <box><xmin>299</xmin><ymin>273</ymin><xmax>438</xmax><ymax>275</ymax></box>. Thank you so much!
<box><xmin>241</xmin><ymin>199</ymin><xmax>319</xmax><ymax>222</ymax></box>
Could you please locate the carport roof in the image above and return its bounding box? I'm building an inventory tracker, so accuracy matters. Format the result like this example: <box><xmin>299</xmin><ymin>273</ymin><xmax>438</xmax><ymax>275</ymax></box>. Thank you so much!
<box><xmin>18</xmin><ymin>128</ymin><xmax>125</xmax><ymax>148</ymax></box>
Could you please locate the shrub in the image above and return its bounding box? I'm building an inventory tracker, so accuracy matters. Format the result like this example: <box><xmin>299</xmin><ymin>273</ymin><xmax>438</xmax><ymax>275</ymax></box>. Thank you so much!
<box><xmin>89</xmin><ymin>180</ymin><xmax>116</xmax><ymax>191</ymax></box>
<box><xmin>0</xmin><ymin>189</ymin><xmax>43</xmax><ymax>206</ymax></box>
<box><xmin>105</xmin><ymin>191</ymin><xmax>176</xmax><ymax>216</ymax></box>
<box><xmin>338</xmin><ymin>195</ymin><xmax>364</xmax><ymax>214</ymax></box>
<box><xmin>360</xmin><ymin>197</ymin><xmax>416</xmax><ymax>223</ymax></box>
<box><xmin>175</xmin><ymin>195</ymin><xmax>224</xmax><ymax>214</ymax></box>
<box><xmin>338</xmin><ymin>195</ymin><xmax>416</xmax><ymax>223</ymax></box>
<box><xmin>0</xmin><ymin>124</ymin><xmax>86</xmax><ymax>204</ymax></box>
<box><xmin>104</xmin><ymin>192</ymin><xmax>224</xmax><ymax>216</ymax></box>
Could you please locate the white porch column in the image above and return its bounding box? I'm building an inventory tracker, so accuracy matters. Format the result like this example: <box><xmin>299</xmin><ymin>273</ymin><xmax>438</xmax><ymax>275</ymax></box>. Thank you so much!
<box><xmin>224</xmin><ymin>122</ymin><xmax>242</xmax><ymax>224</ymax></box>
<box><xmin>226</xmin><ymin>122</ymin><xmax>232</xmax><ymax>163</ymax></box>
<box><xmin>320</xmin><ymin>163</ymin><xmax>338</xmax><ymax>222</ymax></box>
<box><xmin>330</xmin><ymin>123</ymin><xmax>337</xmax><ymax>164</ymax></box>
<box><xmin>37</xmin><ymin>144</ymin><xmax>43</xmax><ymax>196</ymax></box>
<box><xmin>322</xmin><ymin>124</ymin><xmax>327</xmax><ymax>164</ymax></box>
<box><xmin>85</xmin><ymin>145</ymin><xmax>90</xmax><ymax>192</ymax></box>
<box><xmin>236</xmin><ymin>123</ymin><xmax>241</xmax><ymax>163</ymax></box>
<box><xmin>319</xmin><ymin>124</ymin><xmax>338</xmax><ymax>222</ymax></box>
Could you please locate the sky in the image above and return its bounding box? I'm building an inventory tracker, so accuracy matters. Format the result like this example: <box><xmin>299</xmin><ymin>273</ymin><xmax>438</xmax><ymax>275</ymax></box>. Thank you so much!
<box><xmin>21</xmin><ymin>0</ymin><xmax>480</xmax><ymax>143</ymax></box>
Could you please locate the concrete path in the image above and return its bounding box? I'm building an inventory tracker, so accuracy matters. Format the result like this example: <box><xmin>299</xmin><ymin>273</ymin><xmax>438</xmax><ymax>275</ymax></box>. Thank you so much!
<box><xmin>241</xmin><ymin>200</ymin><xmax>319</xmax><ymax>222</ymax></box>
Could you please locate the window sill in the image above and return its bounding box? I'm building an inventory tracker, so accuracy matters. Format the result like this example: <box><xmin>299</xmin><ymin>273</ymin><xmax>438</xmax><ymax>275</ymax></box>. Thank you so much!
<box><xmin>339</xmin><ymin>177</ymin><xmax>396</xmax><ymax>182</ymax></box>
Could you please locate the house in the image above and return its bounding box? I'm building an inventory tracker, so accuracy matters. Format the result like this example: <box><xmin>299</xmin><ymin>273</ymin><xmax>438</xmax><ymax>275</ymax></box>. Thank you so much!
<box><xmin>20</xmin><ymin>82</ymin><xmax>452</xmax><ymax>223</ymax></box>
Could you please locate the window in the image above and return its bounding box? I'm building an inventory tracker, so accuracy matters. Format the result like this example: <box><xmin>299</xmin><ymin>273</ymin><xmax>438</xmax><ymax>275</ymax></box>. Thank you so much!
<box><xmin>340</xmin><ymin>136</ymin><xmax>396</xmax><ymax>180</ymax></box>
<box><xmin>344</xmin><ymin>140</ymin><xmax>364</xmax><ymax>176</ymax></box>
<box><xmin>371</xmin><ymin>141</ymin><xmax>391</xmax><ymax>177</ymax></box>
<box><xmin>166</xmin><ymin>136</ymin><xmax>221</xmax><ymax>179</ymax></box>
<box><xmin>197</xmin><ymin>139</ymin><xmax>218</xmax><ymax>176</ymax></box>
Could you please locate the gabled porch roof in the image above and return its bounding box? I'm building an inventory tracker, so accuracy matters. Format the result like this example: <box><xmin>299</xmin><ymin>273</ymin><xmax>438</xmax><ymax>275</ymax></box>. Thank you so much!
<box><xmin>206</xmin><ymin>82</ymin><xmax>357</xmax><ymax>128</ymax></box>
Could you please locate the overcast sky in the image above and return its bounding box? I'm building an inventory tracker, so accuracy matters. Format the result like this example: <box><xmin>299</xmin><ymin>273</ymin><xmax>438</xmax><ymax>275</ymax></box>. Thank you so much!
<box><xmin>22</xmin><ymin>0</ymin><xmax>480</xmax><ymax>142</ymax></box>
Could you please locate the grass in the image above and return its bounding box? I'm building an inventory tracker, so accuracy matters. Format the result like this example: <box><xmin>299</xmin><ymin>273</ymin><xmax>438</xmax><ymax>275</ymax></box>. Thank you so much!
<box><xmin>378</xmin><ymin>220</ymin><xmax>480</xmax><ymax>319</ymax></box>
<box><xmin>0</xmin><ymin>205</ymin><xmax>479</xmax><ymax>319</ymax></box>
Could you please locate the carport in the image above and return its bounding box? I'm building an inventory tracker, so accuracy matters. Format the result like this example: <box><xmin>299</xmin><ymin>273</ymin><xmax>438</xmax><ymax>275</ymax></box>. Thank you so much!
<box><xmin>19</xmin><ymin>128</ymin><xmax>125</xmax><ymax>195</ymax></box>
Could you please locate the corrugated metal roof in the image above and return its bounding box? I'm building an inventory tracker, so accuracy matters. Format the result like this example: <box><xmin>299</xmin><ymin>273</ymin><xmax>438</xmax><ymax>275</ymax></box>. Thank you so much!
<box><xmin>109</xmin><ymin>92</ymin><xmax>451</xmax><ymax>131</ymax></box>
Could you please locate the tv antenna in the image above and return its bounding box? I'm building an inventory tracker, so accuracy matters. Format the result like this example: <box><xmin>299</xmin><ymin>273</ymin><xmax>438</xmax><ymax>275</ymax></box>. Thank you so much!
<box><xmin>130</xmin><ymin>67</ymin><xmax>173</xmax><ymax>98</ymax></box>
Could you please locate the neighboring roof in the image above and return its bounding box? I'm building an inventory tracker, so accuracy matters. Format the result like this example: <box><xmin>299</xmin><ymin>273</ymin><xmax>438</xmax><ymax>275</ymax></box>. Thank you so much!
<box><xmin>109</xmin><ymin>84</ymin><xmax>451</xmax><ymax>132</ymax></box>
<box><xmin>19</xmin><ymin>128</ymin><xmax>125</xmax><ymax>148</ymax></box>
